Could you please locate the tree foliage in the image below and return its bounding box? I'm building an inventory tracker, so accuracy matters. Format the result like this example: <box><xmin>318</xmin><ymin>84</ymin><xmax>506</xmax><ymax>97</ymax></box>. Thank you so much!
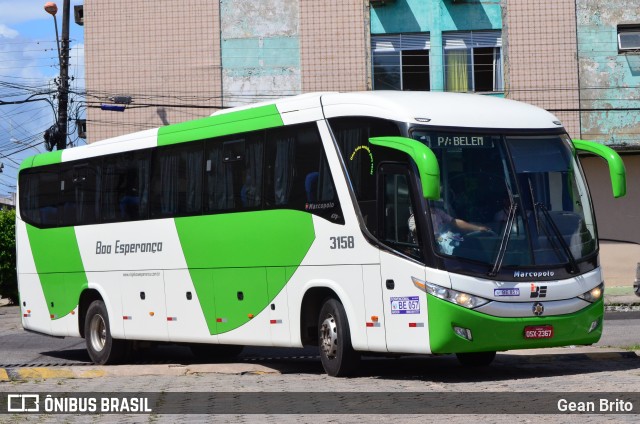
<box><xmin>0</xmin><ymin>209</ymin><xmax>18</xmax><ymax>305</ymax></box>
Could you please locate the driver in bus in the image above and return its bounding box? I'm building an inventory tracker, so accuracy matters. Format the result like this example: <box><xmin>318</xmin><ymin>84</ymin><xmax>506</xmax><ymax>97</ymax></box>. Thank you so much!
<box><xmin>409</xmin><ymin>201</ymin><xmax>490</xmax><ymax>255</ymax></box>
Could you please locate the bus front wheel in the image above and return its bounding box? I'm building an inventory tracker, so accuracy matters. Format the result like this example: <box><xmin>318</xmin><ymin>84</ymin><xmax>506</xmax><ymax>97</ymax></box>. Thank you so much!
<box><xmin>318</xmin><ymin>297</ymin><xmax>360</xmax><ymax>377</ymax></box>
<box><xmin>84</xmin><ymin>300</ymin><xmax>126</xmax><ymax>365</ymax></box>
<box><xmin>456</xmin><ymin>351</ymin><xmax>496</xmax><ymax>367</ymax></box>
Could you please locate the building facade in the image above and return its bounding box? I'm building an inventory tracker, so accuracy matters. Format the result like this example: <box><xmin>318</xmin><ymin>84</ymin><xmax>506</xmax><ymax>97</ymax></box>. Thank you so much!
<box><xmin>84</xmin><ymin>0</ymin><xmax>368</xmax><ymax>142</ymax></box>
<box><xmin>370</xmin><ymin>0</ymin><xmax>503</xmax><ymax>95</ymax></box>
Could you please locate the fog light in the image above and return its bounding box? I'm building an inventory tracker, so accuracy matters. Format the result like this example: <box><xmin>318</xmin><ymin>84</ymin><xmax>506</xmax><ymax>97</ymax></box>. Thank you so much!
<box><xmin>588</xmin><ymin>319</ymin><xmax>600</xmax><ymax>333</ymax></box>
<box><xmin>454</xmin><ymin>326</ymin><xmax>473</xmax><ymax>341</ymax></box>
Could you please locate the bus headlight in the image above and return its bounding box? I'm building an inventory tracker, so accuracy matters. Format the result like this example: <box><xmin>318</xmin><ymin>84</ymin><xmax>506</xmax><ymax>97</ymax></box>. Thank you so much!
<box><xmin>412</xmin><ymin>277</ymin><xmax>489</xmax><ymax>309</ymax></box>
<box><xmin>578</xmin><ymin>282</ymin><xmax>604</xmax><ymax>303</ymax></box>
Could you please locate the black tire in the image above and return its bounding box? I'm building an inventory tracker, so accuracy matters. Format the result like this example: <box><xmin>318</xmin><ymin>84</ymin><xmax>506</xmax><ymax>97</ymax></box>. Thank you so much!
<box><xmin>190</xmin><ymin>343</ymin><xmax>244</xmax><ymax>361</ymax></box>
<box><xmin>84</xmin><ymin>300</ymin><xmax>126</xmax><ymax>365</ymax></box>
<box><xmin>318</xmin><ymin>297</ymin><xmax>360</xmax><ymax>377</ymax></box>
<box><xmin>456</xmin><ymin>351</ymin><xmax>496</xmax><ymax>367</ymax></box>
<box><xmin>634</xmin><ymin>282</ymin><xmax>640</xmax><ymax>297</ymax></box>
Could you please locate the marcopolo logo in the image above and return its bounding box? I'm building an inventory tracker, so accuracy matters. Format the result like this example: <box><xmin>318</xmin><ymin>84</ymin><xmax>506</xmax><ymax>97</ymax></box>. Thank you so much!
<box><xmin>513</xmin><ymin>270</ymin><xmax>555</xmax><ymax>279</ymax></box>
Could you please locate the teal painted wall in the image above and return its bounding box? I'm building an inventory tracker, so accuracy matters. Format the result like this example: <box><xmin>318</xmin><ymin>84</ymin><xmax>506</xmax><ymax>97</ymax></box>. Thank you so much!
<box><xmin>371</xmin><ymin>0</ymin><xmax>502</xmax><ymax>92</ymax></box>
<box><xmin>220</xmin><ymin>0</ymin><xmax>301</xmax><ymax>106</ymax></box>
<box><xmin>576</xmin><ymin>1</ymin><xmax>640</xmax><ymax>147</ymax></box>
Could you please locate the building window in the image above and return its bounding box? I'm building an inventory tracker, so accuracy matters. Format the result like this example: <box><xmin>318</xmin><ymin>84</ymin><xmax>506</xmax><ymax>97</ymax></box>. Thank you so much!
<box><xmin>443</xmin><ymin>31</ymin><xmax>503</xmax><ymax>93</ymax></box>
<box><xmin>618</xmin><ymin>25</ymin><xmax>640</xmax><ymax>53</ymax></box>
<box><xmin>372</xmin><ymin>34</ymin><xmax>430</xmax><ymax>91</ymax></box>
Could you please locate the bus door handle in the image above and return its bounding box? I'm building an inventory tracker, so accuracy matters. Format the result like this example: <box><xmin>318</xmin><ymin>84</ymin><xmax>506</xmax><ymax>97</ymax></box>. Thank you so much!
<box><xmin>386</xmin><ymin>279</ymin><xmax>395</xmax><ymax>290</ymax></box>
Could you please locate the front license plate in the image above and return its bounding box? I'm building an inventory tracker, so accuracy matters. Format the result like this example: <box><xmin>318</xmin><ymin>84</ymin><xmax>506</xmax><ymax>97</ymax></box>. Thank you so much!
<box><xmin>524</xmin><ymin>325</ymin><xmax>554</xmax><ymax>339</ymax></box>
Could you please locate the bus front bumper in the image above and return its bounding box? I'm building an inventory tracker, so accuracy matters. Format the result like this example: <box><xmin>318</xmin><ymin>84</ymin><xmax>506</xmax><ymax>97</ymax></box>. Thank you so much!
<box><xmin>427</xmin><ymin>295</ymin><xmax>604</xmax><ymax>354</ymax></box>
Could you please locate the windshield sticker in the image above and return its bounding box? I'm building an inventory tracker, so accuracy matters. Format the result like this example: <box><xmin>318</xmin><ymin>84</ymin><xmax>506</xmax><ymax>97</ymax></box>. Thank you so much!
<box><xmin>390</xmin><ymin>296</ymin><xmax>420</xmax><ymax>315</ymax></box>
<box><xmin>494</xmin><ymin>288</ymin><xmax>520</xmax><ymax>297</ymax></box>
<box><xmin>349</xmin><ymin>145</ymin><xmax>374</xmax><ymax>175</ymax></box>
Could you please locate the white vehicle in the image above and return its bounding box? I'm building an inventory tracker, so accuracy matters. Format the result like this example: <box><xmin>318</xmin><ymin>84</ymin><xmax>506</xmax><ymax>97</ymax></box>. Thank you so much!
<box><xmin>16</xmin><ymin>91</ymin><xmax>626</xmax><ymax>376</ymax></box>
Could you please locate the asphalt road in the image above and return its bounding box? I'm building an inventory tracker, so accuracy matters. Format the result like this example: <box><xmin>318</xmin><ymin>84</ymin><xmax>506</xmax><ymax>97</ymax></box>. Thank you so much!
<box><xmin>0</xmin><ymin>306</ymin><xmax>638</xmax><ymax>367</ymax></box>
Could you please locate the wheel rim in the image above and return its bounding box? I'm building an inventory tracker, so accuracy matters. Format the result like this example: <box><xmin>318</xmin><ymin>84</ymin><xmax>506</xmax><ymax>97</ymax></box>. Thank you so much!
<box><xmin>89</xmin><ymin>314</ymin><xmax>107</xmax><ymax>353</ymax></box>
<box><xmin>320</xmin><ymin>314</ymin><xmax>338</xmax><ymax>359</ymax></box>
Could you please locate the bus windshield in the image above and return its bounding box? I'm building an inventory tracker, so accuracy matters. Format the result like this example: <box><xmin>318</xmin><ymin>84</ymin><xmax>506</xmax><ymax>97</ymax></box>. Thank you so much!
<box><xmin>412</xmin><ymin>130</ymin><xmax>597</xmax><ymax>269</ymax></box>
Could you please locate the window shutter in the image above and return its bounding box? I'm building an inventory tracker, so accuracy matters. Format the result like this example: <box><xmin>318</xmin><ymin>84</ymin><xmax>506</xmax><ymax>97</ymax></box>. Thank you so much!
<box><xmin>443</xmin><ymin>31</ymin><xmax>502</xmax><ymax>50</ymax></box>
<box><xmin>372</xmin><ymin>34</ymin><xmax>431</xmax><ymax>52</ymax></box>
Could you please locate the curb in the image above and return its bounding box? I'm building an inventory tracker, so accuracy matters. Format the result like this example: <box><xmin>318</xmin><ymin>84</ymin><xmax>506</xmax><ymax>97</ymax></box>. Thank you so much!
<box><xmin>0</xmin><ymin>363</ymin><xmax>281</xmax><ymax>381</ymax></box>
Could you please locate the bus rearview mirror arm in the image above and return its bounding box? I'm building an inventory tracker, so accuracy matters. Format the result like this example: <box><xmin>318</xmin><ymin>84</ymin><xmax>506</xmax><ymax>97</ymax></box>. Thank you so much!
<box><xmin>573</xmin><ymin>139</ymin><xmax>626</xmax><ymax>198</ymax></box>
<box><xmin>369</xmin><ymin>136</ymin><xmax>440</xmax><ymax>200</ymax></box>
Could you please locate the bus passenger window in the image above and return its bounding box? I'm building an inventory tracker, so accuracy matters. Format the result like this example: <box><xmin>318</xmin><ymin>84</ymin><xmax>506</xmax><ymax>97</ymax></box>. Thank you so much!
<box><xmin>205</xmin><ymin>133</ymin><xmax>263</xmax><ymax>212</ymax></box>
<box><xmin>102</xmin><ymin>152</ymin><xmax>150</xmax><ymax>222</ymax></box>
<box><xmin>19</xmin><ymin>169</ymin><xmax>59</xmax><ymax>227</ymax></box>
<box><xmin>150</xmin><ymin>143</ymin><xmax>203</xmax><ymax>218</ymax></box>
<box><xmin>265</xmin><ymin>124</ymin><xmax>343</xmax><ymax>224</ymax></box>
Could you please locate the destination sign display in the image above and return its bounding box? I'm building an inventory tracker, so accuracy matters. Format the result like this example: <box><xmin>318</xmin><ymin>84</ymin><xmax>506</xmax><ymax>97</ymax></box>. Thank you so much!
<box><xmin>413</xmin><ymin>131</ymin><xmax>495</xmax><ymax>149</ymax></box>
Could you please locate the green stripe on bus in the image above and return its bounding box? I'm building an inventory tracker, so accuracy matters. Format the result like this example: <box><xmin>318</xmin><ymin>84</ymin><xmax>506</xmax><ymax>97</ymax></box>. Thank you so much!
<box><xmin>20</xmin><ymin>150</ymin><xmax>63</xmax><ymax>171</ymax></box>
<box><xmin>157</xmin><ymin>104</ymin><xmax>284</xmax><ymax>146</ymax></box>
<box><xmin>25</xmin><ymin>225</ymin><xmax>88</xmax><ymax>319</ymax></box>
<box><xmin>427</xmin><ymin>295</ymin><xmax>603</xmax><ymax>353</ymax></box>
<box><xmin>174</xmin><ymin>210</ymin><xmax>315</xmax><ymax>335</ymax></box>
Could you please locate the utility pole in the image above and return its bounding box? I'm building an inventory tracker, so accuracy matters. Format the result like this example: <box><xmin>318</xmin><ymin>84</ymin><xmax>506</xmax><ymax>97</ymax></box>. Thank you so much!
<box><xmin>44</xmin><ymin>1</ymin><xmax>71</xmax><ymax>150</ymax></box>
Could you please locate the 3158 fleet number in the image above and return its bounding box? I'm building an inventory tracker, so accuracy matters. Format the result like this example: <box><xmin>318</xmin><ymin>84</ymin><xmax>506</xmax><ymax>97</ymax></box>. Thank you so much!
<box><xmin>329</xmin><ymin>236</ymin><xmax>354</xmax><ymax>249</ymax></box>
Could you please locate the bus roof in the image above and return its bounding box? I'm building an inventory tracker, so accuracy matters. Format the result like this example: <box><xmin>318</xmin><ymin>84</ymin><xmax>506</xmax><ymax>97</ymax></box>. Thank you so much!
<box><xmin>317</xmin><ymin>91</ymin><xmax>563</xmax><ymax>130</ymax></box>
<box><xmin>20</xmin><ymin>92</ymin><xmax>563</xmax><ymax>170</ymax></box>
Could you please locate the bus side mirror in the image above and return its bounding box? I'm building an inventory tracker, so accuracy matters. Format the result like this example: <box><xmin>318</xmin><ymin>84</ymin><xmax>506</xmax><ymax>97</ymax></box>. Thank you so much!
<box><xmin>369</xmin><ymin>136</ymin><xmax>440</xmax><ymax>200</ymax></box>
<box><xmin>573</xmin><ymin>139</ymin><xmax>626</xmax><ymax>198</ymax></box>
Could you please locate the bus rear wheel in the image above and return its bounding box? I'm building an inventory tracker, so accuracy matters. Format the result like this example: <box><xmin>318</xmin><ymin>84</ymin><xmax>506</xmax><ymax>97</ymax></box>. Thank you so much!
<box><xmin>84</xmin><ymin>300</ymin><xmax>126</xmax><ymax>365</ymax></box>
<box><xmin>456</xmin><ymin>351</ymin><xmax>496</xmax><ymax>367</ymax></box>
<box><xmin>318</xmin><ymin>297</ymin><xmax>360</xmax><ymax>377</ymax></box>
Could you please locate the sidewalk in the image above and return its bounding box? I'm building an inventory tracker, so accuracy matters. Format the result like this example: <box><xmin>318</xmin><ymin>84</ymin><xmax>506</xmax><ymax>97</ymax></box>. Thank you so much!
<box><xmin>599</xmin><ymin>241</ymin><xmax>640</xmax><ymax>309</ymax></box>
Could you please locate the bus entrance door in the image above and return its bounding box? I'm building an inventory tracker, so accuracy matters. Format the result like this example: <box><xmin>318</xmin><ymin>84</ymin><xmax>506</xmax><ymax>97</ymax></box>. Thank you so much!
<box><xmin>380</xmin><ymin>252</ymin><xmax>429</xmax><ymax>354</ymax></box>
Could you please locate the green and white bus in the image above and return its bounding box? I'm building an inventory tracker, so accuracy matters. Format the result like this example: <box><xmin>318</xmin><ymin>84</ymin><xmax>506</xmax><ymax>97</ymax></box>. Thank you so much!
<box><xmin>16</xmin><ymin>91</ymin><xmax>626</xmax><ymax>376</ymax></box>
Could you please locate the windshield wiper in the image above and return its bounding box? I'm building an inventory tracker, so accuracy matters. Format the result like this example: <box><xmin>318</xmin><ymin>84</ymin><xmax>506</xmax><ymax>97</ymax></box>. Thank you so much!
<box><xmin>488</xmin><ymin>199</ymin><xmax>518</xmax><ymax>277</ymax></box>
<box><xmin>535</xmin><ymin>202</ymin><xmax>579</xmax><ymax>274</ymax></box>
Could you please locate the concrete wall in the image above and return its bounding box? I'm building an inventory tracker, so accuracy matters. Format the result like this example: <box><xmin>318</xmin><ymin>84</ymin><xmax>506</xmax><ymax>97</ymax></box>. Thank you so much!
<box><xmin>84</xmin><ymin>0</ymin><xmax>222</xmax><ymax>143</ymax></box>
<box><xmin>576</xmin><ymin>1</ymin><xmax>640</xmax><ymax>147</ymax></box>
<box><xmin>300</xmin><ymin>0</ymin><xmax>369</xmax><ymax>92</ymax></box>
<box><xmin>84</xmin><ymin>0</ymin><xmax>368</xmax><ymax>141</ymax></box>
<box><xmin>502</xmin><ymin>0</ymin><xmax>580</xmax><ymax>137</ymax></box>
<box><xmin>370</xmin><ymin>0</ymin><xmax>502</xmax><ymax>92</ymax></box>
<box><xmin>580</xmin><ymin>154</ymin><xmax>640</xmax><ymax>243</ymax></box>
<box><xmin>221</xmin><ymin>0</ymin><xmax>301</xmax><ymax>107</ymax></box>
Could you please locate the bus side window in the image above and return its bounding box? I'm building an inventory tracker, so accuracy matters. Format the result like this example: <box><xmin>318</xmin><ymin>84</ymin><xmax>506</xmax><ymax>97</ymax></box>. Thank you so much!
<box><xmin>265</xmin><ymin>123</ymin><xmax>343</xmax><ymax>224</ymax></box>
<box><xmin>102</xmin><ymin>151</ymin><xmax>150</xmax><ymax>222</ymax></box>
<box><xmin>204</xmin><ymin>133</ymin><xmax>264</xmax><ymax>213</ymax></box>
<box><xmin>328</xmin><ymin>117</ymin><xmax>402</xmax><ymax>233</ymax></box>
<box><xmin>20</xmin><ymin>169</ymin><xmax>60</xmax><ymax>227</ymax></box>
<box><xmin>381</xmin><ymin>172</ymin><xmax>421</xmax><ymax>259</ymax></box>
<box><xmin>57</xmin><ymin>163</ymin><xmax>100</xmax><ymax>227</ymax></box>
<box><xmin>150</xmin><ymin>143</ymin><xmax>203</xmax><ymax>218</ymax></box>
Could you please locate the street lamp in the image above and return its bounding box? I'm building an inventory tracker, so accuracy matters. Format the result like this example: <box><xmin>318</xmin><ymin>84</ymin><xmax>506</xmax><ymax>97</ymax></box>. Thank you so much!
<box><xmin>44</xmin><ymin>2</ymin><xmax>62</xmax><ymax>63</ymax></box>
<box><xmin>43</xmin><ymin>1</ymin><xmax>70</xmax><ymax>151</ymax></box>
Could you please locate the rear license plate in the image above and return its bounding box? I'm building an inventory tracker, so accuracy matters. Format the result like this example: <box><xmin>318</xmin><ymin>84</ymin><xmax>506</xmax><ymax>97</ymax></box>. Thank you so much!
<box><xmin>524</xmin><ymin>325</ymin><xmax>554</xmax><ymax>339</ymax></box>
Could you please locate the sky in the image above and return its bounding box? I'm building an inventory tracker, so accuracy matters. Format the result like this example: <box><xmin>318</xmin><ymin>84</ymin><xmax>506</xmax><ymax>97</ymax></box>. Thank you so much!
<box><xmin>0</xmin><ymin>0</ymin><xmax>85</xmax><ymax>199</ymax></box>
